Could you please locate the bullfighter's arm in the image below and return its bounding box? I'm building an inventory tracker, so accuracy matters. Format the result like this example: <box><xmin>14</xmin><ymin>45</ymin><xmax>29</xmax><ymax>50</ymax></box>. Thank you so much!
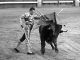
<box><xmin>20</xmin><ymin>13</ymin><xmax>29</xmax><ymax>29</ymax></box>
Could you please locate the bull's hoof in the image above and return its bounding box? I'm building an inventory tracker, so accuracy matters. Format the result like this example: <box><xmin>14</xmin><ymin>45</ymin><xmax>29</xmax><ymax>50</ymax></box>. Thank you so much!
<box><xmin>41</xmin><ymin>48</ymin><xmax>45</xmax><ymax>55</ymax></box>
<box><xmin>41</xmin><ymin>52</ymin><xmax>45</xmax><ymax>55</ymax></box>
<box><xmin>41</xmin><ymin>50</ymin><xmax>45</xmax><ymax>55</ymax></box>
<box><xmin>52</xmin><ymin>47</ymin><xmax>55</xmax><ymax>50</ymax></box>
<box><xmin>55</xmin><ymin>49</ymin><xmax>59</xmax><ymax>53</ymax></box>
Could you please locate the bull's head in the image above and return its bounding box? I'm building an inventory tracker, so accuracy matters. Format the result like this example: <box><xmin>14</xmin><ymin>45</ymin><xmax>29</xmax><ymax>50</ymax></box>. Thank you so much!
<box><xmin>46</xmin><ymin>12</ymin><xmax>68</xmax><ymax>35</ymax></box>
<box><xmin>60</xmin><ymin>25</ymin><xmax>68</xmax><ymax>33</ymax></box>
<box><xmin>40</xmin><ymin>12</ymin><xmax>68</xmax><ymax>35</ymax></box>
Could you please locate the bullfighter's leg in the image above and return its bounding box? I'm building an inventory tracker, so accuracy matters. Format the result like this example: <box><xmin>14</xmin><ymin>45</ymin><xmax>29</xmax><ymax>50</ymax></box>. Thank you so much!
<box><xmin>14</xmin><ymin>33</ymin><xmax>26</xmax><ymax>52</ymax></box>
<box><xmin>53</xmin><ymin>38</ymin><xmax>59</xmax><ymax>53</ymax></box>
<box><xmin>14</xmin><ymin>25</ymin><xmax>33</xmax><ymax>53</ymax></box>
<box><xmin>25</xmin><ymin>25</ymin><xmax>34</xmax><ymax>55</ymax></box>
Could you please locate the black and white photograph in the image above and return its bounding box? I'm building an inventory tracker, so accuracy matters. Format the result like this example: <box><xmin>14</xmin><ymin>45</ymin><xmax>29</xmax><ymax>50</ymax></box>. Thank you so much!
<box><xmin>0</xmin><ymin>0</ymin><xmax>80</xmax><ymax>60</ymax></box>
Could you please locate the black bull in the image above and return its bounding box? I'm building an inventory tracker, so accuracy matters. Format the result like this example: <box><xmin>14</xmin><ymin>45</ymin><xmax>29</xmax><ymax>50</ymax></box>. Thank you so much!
<box><xmin>39</xmin><ymin>12</ymin><xmax>67</xmax><ymax>54</ymax></box>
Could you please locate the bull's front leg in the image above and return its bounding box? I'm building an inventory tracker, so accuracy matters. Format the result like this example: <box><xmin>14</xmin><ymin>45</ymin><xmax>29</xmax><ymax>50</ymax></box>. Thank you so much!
<box><xmin>41</xmin><ymin>41</ymin><xmax>45</xmax><ymax>55</ymax></box>
<box><xmin>39</xmin><ymin>26</ymin><xmax>46</xmax><ymax>55</ymax></box>
<box><xmin>40</xmin><ymin>36</ymin><xmax>45</xmax><ymax>55</ymax></box>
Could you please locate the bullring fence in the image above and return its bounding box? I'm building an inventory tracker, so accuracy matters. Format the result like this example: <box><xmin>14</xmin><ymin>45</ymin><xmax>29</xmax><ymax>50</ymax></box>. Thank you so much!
<box><xmin>0</xmin><ymin>0</ymin><xmax>80</xmax><ymax>8</ymax></box>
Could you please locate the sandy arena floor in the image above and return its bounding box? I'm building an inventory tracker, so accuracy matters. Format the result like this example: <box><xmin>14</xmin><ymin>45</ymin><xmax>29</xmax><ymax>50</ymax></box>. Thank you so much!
<box><xmin>0</xmin><ymin>7</ymin><xmax>80</xmax><ymax>60</ymax></box>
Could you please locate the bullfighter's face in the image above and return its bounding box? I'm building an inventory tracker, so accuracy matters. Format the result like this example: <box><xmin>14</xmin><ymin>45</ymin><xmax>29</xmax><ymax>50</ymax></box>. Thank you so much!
<box><xmin>29</xmin><ymin>10</ymin><xmax>35</xmax><ymax>15</ymax></box>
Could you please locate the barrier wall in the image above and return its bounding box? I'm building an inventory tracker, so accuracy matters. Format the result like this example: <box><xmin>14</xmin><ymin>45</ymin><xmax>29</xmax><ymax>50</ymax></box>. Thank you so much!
<box><xmin>0</xmin><ymin>0</ymin><xmax>79</xmax><ymax>8</ymax></box>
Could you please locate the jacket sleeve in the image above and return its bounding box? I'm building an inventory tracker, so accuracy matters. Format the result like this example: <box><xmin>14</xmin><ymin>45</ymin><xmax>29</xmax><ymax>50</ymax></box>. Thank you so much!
<box><xmin>19</xmin><ymin>14</ymin><xmax>28</xmax><ymax>28</ymax></box>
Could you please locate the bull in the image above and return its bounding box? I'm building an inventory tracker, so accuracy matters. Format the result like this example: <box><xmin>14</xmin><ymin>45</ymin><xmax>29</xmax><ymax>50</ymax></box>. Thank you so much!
<box><xmin>39</xmin><ymin>12</ymin><xmax>67</xmax><ymax>55</ymax></box>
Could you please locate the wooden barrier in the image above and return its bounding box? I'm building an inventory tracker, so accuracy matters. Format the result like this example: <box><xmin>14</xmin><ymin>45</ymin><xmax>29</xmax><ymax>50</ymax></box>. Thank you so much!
<box><xmin>0</xmin><ymin>1</ymin><xmax>37</xmax><ymax>4</ymax></box>
<box><xmin>43</xmin><ymin>1</ymin><xmax>73</xmax><ymax>3</ymax></box>
<box><xmin>0</xmin><ymin>0</ymin><xmax>79</xmax><ymax>7</ymax></box>
<box><xmin>75</xmin><ymin>0</ymin><xmax>79</xmax><ymax>6</ymax></box>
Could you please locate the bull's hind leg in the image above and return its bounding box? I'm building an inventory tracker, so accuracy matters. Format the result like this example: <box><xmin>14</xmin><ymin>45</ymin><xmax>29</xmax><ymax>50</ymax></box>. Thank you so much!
<box><xmin>53</xmin><ymin>39</ymin><xmax>59</xmax><ymax>53</ymax></box>
<box><xmin>49</xmin><ymin>42</ymin><xmax>54</xmax><ymax>50</ymax></box>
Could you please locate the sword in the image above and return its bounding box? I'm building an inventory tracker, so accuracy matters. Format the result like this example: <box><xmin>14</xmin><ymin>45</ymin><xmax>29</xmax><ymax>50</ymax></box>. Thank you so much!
<box><xmin>57</xmin><ymin>9</ymin><xmax>63</xmax><ymax>15</ymax></box>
